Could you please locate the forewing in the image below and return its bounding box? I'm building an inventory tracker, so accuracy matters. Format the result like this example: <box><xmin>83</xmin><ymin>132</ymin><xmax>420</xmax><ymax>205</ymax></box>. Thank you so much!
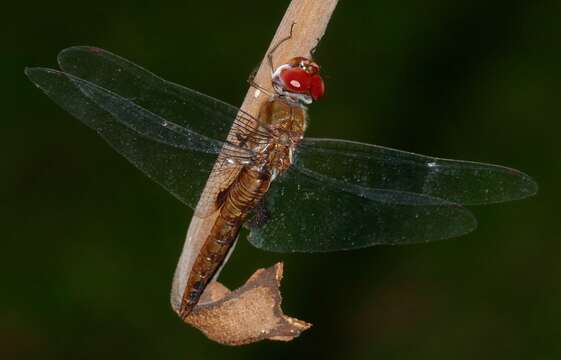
<box><xmin>25</xmin><ymin>67</ymin><xmax>249</xmax><ymax>209</ymax></box>
<box><xmin>295</xmin><ymin>138</ymin><xmax>538</xmax><ymax>206</ymax></box>
<box><xmin>57</xmin><ymin>46</ymin><xmax>240</xmax><ymax>141</ymax></box>
<box><xmin>247</xmin><ymin>168</ymin><xmax>477</xmax><ymax>253</ymax></box>
<box><xmin>52</xmin><ymin>46</ymin><xmax>275</xmax><ymax>215</ymax></box>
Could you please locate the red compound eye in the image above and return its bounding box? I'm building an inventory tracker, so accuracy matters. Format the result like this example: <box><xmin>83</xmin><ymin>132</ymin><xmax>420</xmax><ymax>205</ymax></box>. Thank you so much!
<box><xmin>279</xmin><ymin>68</ymin><xmax>311</xmax><ymax>93</ymax></box>
<box><xmin>310</xmin><ymin>74</ymin><xmax>325</xmax><ymax>100</ymax></box>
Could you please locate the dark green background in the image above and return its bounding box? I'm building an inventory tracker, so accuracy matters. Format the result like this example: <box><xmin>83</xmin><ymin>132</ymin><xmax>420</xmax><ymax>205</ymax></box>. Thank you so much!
<box><xmin>3</xmin><ymin>0</ymin><xmax>559</xmax><ymax>359</ymax></box>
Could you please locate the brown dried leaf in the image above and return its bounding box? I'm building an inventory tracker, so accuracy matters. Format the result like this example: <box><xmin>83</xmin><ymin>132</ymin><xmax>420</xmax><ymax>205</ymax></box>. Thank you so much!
<box><xmin>181</xmin><ymin>263</ymin><xmax>311</xmax><ymax>345</ymax></box>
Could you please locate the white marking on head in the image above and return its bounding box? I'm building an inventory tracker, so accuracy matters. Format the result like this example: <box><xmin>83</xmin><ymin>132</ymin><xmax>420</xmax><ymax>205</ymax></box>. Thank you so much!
<box><xmin>290</xmin><ymin>79</ymin><xmax>301</xmax><ymax>88</ymax></box>
<box><xmin>254</xmin><ymin>89</ymin><xmax>261</xmax><ymax>98</ymax></box>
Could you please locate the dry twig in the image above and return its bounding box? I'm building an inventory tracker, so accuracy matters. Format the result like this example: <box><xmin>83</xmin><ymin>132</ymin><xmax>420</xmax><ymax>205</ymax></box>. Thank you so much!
<box><xmin>171</xmin><ymin>0</ymin><xmax>339</xmax><ymax>345</ymax></box>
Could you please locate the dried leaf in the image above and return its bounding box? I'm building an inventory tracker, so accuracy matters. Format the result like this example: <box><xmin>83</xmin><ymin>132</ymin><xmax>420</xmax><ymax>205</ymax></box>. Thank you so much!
<box><xmin>179</xmin><ymin>263</ymin><xmax>311</xmax><ymax>345</ymax></box>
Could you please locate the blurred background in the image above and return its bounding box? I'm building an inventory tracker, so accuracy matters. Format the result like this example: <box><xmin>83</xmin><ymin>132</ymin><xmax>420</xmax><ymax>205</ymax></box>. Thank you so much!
<box><xmin>2</xmin><ymin>0</ymin><xmax>559</xmax><ymax>359</ymax></box>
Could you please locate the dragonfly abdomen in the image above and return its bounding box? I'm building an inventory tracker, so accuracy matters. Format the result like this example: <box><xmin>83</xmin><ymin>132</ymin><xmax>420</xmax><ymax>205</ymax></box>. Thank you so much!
<box><xmin>179</xmin><ymin>168</ymin><xmax>272</xmax><ymax>318</ymax></box>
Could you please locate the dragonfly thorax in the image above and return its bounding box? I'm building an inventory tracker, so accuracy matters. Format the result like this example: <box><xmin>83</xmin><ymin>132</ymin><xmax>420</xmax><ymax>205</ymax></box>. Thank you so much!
<box><xmin>272</xmin><ymin>57</ymin><xmax>325</xmax><ymax>105</ymax></box>
<box><xmin>248</xmin><ymin>99</ymin><xmax>307</xmax><ymax>179</ymax></box>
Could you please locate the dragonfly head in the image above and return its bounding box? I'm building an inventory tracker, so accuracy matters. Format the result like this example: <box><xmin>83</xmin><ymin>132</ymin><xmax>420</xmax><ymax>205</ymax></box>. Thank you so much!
<box><xmin>272</xmin><ymin>57</ymin><xmax>325</xmax><ymax>104</ymax></box>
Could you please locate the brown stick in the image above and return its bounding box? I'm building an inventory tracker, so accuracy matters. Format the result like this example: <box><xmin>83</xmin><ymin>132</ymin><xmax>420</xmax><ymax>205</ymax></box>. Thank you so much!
<box><xmin>239</xmin><ymin>0</ymin><xmax>339</xmax><ymax>119</ymax></box>
<box><xmin>171</xmin><ymin>0</ymin><xmax>339</xmax><ymax>345</ymax></box>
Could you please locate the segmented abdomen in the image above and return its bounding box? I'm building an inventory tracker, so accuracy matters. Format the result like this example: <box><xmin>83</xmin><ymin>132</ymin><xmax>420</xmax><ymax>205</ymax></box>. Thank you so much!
<box><xmin>179</xmin><ymin>168</ymin><xmax>272</xmax><ymax>318</ymax></box>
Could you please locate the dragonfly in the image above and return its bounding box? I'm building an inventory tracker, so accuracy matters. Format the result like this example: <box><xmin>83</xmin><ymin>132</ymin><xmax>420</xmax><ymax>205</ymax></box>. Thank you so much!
<box><xmin>25</xmin><ymin>46</ymin><xmax>537</xmax><ymax>318</ymax></box>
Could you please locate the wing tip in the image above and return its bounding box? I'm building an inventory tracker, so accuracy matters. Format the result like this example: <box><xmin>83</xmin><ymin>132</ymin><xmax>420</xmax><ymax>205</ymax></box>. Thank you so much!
<box><xmin>58</xmin><ymin>46</ymin><xmax>110</xmax><ymax>69</ymax></box>
<box><xmin>23</xmin><ymin>66</ymin><xmax>34</xmax><ymax>78</ymax></box>
<box><xmin>59</xmin><ymin>45</ymin><xmax>103</xmax><ymax>55</ymax></box>
<box><xmin>24</xmin><ymin>66</ymin><xmax>44</xmax><ymax>76</ymax></box>
<box><xmin>518</xmin><ymin>171</ymin><xmax>539</xmax><ymax>199</ymax></box>
<box><xmin>24</xmin><ymin>67</ymin><xmax>64</xmax><ymax>89</ymax></box>
<box><xmin>487</xmin><ymin>168</ymin><xmax>539</xmax><ymax>205</ymax></box>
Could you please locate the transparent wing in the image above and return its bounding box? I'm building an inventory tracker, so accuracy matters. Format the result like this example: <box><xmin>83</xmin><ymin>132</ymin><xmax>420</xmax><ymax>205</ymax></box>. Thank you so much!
<box><xmin>295</xmin><ymin>138</ymin><xmax>538</xmax><ymax>206</ymax></box>
<box><xmin>247</xmin><ymin>167</ymin><xmax>477</xmax><ymax>253</ymax></box>
<box><xmin>54</xmin><ymin>46</ymin><xmax>275</xmax><ymax>214</ymax></box>
<box><xmin>25</xmin><ymin>66</ymin><xmax>254</xmax><ymax>209</ymax></box>
<box><xmin>57</xmin><ymin>46</ymin><xmax>272</xmax><ymax>147</ymax></box>
<box><xmin>57</xmin><ymin>46</ymin><xmax>239</xmax><ymax>141</ymax></box>
<box><xmin>248</xmin><ymin>137</ymin><xmax>537</xmax><ymax>253</ymax></box>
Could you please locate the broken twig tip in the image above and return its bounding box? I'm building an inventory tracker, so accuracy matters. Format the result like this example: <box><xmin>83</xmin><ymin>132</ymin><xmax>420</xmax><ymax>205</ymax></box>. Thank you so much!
<box><xmin>184</xmin><ymin>262</ymin><xmax>311</xmax><ymax>345</ymax></box>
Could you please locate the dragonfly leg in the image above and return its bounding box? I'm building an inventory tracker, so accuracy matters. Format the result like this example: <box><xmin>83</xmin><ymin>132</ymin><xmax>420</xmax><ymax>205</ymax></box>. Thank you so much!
<box><xmin>310</xmin><ymin>37</ymin><xmax>321</xmax><ymax>58</ymax></box>
<box><xmin>235</xmin><ymin>132</ymin><xmax>251</xmax><ymax>148</ymax></box>
<box><xmin>267</xmin><ymin>22</ymin><xmax>296</xmax><ymax>71</ymax></box>
<box><xmin>247</xmin><ymin>80</ymin><xmax>274</xmax><ymax>98</ymax></box>
<box><xmin>247</xmin><ymin>65</ymin><xmax>258</xmax><ymax>83</ymax></box>
<box><xmin>247</xmin><ymin>22</ymin><xmax>296</xmax><ymax>98</ymax></box>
